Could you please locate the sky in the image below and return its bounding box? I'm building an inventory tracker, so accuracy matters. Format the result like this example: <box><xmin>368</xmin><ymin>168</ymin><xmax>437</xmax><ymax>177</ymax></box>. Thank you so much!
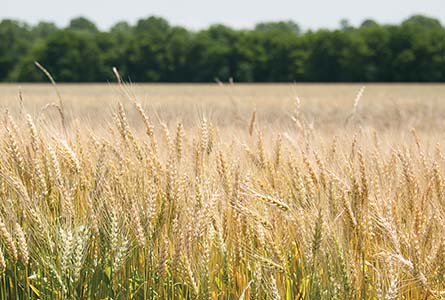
<box><xmin>3</xmin><ymin>0</ymin><xmax>445</xmax><ymax>31</ymax></box>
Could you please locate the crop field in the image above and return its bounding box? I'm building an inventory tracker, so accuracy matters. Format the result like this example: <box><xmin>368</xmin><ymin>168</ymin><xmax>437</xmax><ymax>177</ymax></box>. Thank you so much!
<box><xmin>0</xmin><ymin>82</ymin><xmax>444</xmax><ymax>299</ymax></box>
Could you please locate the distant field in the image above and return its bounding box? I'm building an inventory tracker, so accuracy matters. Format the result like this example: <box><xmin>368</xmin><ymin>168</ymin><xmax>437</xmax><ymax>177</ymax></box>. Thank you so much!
<box><xmin>0</xmin><ymin>83</ymin><xmax>445</xmax><ymax>299</ymax></box>
<box><xmin>1</xmin><ymin>83</ymin><xmax>445</xmax><ymax>131</ymax></box>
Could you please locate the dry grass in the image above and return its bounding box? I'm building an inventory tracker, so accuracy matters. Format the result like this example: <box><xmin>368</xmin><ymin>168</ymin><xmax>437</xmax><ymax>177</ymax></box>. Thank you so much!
<box><xmin>0</xmin><ymin>82</ymin><xmax>444</xmax><ymax>299</ymax></box>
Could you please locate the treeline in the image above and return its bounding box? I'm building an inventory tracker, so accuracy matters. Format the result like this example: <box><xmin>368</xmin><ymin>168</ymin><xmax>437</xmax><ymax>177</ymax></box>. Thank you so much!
<box><xmin>1</xmin><ymin>15</ymin><xmax>445</xmax><ymax>82</ymax></box>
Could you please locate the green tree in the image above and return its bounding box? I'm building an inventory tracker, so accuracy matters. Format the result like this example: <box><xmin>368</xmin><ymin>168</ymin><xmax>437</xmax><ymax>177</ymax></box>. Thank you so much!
<box><xmin>304</xmin><ymin>30</ymin><xmax>349</xmax><ymax>81</ymax></box>
<box><xmin>68</xmin><ymin>17</ymin><xmax>99</xmax><ymax>33</ymax></box>
<box><xmin>397</xmin><ymin>15</ymin><xmax>445</xmax><ymax>81</ymax></box>
<box><xmin>32</xmin><ymin>21</ymin><xmax>58</xmax><ymax>39</ymax></box>
<box><xmin>122</xmin><ymin>16</ymin><xmax>172</xmax><ymax>81</ymax></box>
<box><xmin>0</xmin><ymin>20</ymin><xmax>31</xmax><ymax>80</ymax></box>
<box><xmin>15</xmin><ymin>30</ymin><xmax>104</xmax><ymax>82</ymax></box>
<box><xmin>255</xmin><ymin>21</ymin><xmax>301</xmax><ymax>35</ymax></box>
<box><xmin>187</xmin><ymin>25</ymin><xmax>239</xmax><ymax>81</ymax></box>
<box><xmin>1</xmin><ymin>14</ymin><xmax>445</xmax><ymax>82</ymax></box>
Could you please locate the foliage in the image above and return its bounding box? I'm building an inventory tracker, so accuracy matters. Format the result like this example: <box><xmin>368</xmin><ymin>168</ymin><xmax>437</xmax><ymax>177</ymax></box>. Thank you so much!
<box><xmin>1</xmin><ymin>15</ymin><xmax>445</xmax><ymax>82</ymax></box>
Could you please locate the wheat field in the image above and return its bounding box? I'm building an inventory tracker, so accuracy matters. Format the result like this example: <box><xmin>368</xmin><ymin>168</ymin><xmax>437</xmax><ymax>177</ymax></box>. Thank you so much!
<box><xmin>0</xmin><ymin>82</ymin><xmax>444</xmax><ymax>299</ymax></box>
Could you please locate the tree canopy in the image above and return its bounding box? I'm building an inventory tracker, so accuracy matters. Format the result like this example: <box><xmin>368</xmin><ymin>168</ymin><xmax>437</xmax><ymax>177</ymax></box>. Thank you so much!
<box><xmin>1</xmin><ymin>15</ymin><xmax>444</xmax><ymax>82</ymax></box>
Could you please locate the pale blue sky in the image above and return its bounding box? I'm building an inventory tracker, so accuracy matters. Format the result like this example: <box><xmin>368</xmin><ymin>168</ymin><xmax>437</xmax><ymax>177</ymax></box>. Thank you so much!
<box><xmin>3</xmin><ymin>0</ymin><xmax>445</xmax><ymax>30</ymax></box>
